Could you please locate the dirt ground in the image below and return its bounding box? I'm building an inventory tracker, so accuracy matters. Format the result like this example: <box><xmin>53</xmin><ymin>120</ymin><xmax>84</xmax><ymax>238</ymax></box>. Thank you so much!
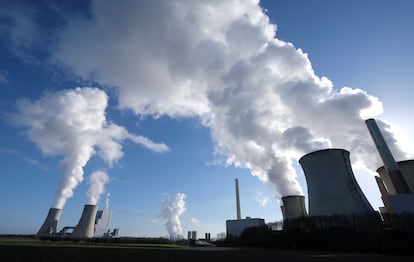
<box><xmin>1</xmin><ymin>245</ymin><xmax>413</xmax><ymax>262</ymax></box>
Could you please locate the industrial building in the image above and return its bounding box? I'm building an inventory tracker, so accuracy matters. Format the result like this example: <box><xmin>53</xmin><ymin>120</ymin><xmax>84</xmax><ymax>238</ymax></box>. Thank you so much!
<box><xmin>37</xmin><ymin>204</ymin><xmax>116</xmax><ymax>238</ymax></box>
<box><xmin>94</xmin><ymin>209</ymin><xmax>112</xmax><ymax>237</ymax></box>
<box><xmin>366</xmin><ymin>118</ymin><xmax>414</xmax><ymax>216</ymax></box>
<box><xmin>377</xmin><ymin>160</ymin><xmax>414</xmax><ymax>195</ymax></box>
<box><xmin>226</xmin><ymin>217</ymin><xmax>266</xmax><ymax>237</ymax></box>
<box><xmin>225</xmin><ymin>178</ymin><xmax>266</xmax><ymax>238</ymax></box>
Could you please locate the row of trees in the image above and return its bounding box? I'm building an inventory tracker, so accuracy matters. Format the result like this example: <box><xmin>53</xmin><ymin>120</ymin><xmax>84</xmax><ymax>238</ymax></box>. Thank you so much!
<box><xmin>222</xmin><ymin>213</ymin><xmax>414</xmax><ymax>254</ymax></box>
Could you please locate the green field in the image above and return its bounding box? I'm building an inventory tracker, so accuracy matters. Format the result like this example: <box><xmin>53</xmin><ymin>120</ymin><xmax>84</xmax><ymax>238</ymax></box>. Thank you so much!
<box><xmin>1</xmin><ymin>235</ymin><xmax>413</xmax><ymax>262</ymax></box>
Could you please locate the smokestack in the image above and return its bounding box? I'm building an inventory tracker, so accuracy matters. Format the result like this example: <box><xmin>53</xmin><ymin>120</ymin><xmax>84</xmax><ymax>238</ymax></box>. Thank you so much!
<box><xmin>235</xmin><ymin>178</ymin><xmax>241</xmax><ymax>220</ymax></box>
<box><xmin>281</xmin><ymin>195</ymin><xmax>307</xmax><ymax>220</ymax></box>
<box><xmin>72</xmin><ymin>204</ymin><xmax>98</xmax><ymax>238</ymax></box>
<box><xmin>299</xmin><ymin>149</ymin><xmax>374</xmax><ymax>216</ymax></box>
<box><xmin>365</xmin><ymin>118</ymin><xmax>410</xmax><ymax>193</ymax></box>
<box><xmin>37</xmin><ymin>208</ymin><xmax>62</xmax><ymax>236</ymax></box>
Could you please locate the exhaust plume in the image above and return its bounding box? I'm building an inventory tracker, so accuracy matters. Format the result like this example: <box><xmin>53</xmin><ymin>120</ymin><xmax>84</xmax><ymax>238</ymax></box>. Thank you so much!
<box><xmin>160</xmin><ymin>193</ymin><xmax>186</xmax><ymax>240</ymax></box>
<box><xmin>106</xmin><ymin>192</ymin><xmax>111</xmax><ymax>210</ymax></box>
<box><xmin>87</xmin><ymin>170</ymin><xmax>110</xmax><ymax>205</ymax></box>
<box><xmin>12</xmin><ymin>87</ymin><xmax>169</xmax><ymax>208</ymax></box>
<box><xmin>49</xmin><ymin>1</ymin><xmax>412</xmax><ymax>197</ymax></box>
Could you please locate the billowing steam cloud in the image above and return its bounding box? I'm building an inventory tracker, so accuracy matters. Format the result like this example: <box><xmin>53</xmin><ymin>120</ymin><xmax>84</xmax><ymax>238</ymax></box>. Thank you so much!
<box><xmin>160</xmin><ymin>193</ymin><xmax>186</xmax><ymax>240</ymax></box>
<box><xmin>50</xmin><ymin>1</ymin><xmax>411</xmax><ymax>197</ymax></box>
<box><xmin>13</xmin><ymin>87</ymin><xmax>169</xmax><ymax>208</ymax></box>
<box><xmin>87</xmin><ymin>170</ymin><xmax>110</xmax><ymax>205</ymax></box>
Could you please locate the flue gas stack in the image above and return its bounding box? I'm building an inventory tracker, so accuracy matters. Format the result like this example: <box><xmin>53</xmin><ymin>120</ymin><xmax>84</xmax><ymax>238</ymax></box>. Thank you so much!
<box><xmin>235</xmin><ymin>178</ymin><xmax>241</xmax><ymax>220</ymax></box>
<box><xmin>365</xmin><ymin>118</ymin><xmax>410</xmax><ymax>193</ymax></box>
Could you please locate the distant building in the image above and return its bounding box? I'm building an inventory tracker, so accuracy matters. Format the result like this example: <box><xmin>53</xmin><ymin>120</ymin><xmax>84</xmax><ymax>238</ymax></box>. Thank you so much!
<box><xmin>94</xmin><ymin>210</ymin><xmax>112</xmax><ymax>237</ymax></box>
<box><xmin>226</xmin><ymin>217</ymin><xmax>265</xmax><ymax>238</ymax></box>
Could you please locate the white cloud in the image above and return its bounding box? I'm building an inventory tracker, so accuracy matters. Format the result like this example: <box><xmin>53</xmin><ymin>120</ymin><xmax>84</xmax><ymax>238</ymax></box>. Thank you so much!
<box><xmin>255</xmin><ymin>191</ymin><xmax>274</xmax><ymax>207</ymax></box>
<box><xmin>50</xmin><ymin>1</ymin><xmax>411</xmax><ymax>198</ymax></box>
<box><xmin>87</xmin><ymin>170</ymin><xmax>110</xmax><ymax>205</ymax></box>
<box><xmin>12</xmin><ymin>87</ymin><xmax>169</xmax><ymax>208</ymax></box>
<box><xmin>160</xmin><ymin>193</ymin><xmax>186</xmax><ymax>240</ymax></box>
<box><xmin>191</xmin><ymin>218</ymin><xmax>201</xmax><ymax>225</ymax></box>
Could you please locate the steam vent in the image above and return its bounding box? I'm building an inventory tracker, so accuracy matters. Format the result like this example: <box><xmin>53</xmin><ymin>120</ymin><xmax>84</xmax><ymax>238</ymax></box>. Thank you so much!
<box><xmin>299</xmin><ymin>148</ymin><xmax>374</xmax><ymax>216</ymax></box>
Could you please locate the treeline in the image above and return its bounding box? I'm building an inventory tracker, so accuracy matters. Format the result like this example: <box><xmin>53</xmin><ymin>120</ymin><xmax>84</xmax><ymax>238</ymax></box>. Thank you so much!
<box><xmin>221</xmin><ymin>213</ymin><xmax>414</xmax><ymax>255</ymax></box>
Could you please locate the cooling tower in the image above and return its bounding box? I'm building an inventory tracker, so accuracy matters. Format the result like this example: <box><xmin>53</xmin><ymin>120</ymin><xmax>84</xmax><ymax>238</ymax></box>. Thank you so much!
<box><xmin>281</xmin><ymin>195</ymin><xmax>307</xmax><ymax>220</ymax></box>
<box><xmin>377</xmin><ymin>160</ymin><xmax>414</xmax><ymax>195</ymax></box>
<box><xmin>72</xmin><ymin>204</ymin><xmax>98</xmax><ymax>238</ymax></box>
<box><xmin>365</xmin><ymin>118</ymin><xmax>410</xmax><ymax>193</ymax></box>
<box><xmin>37</xmin><ymin>208</ymin><xmax>62</xmax><ymax>235</ymax></box>
<box><xmin>299</xmin><ymin>148</ymin><xmax>374</xmax><ymax>216</ymax></box>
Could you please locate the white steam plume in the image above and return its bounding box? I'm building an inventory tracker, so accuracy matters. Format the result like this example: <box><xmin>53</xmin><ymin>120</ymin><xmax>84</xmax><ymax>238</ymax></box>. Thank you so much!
<box><xmin>87</xmin><ymin>170</ymin><xmax>110</xmax><ymax>205</ymax></box>
<box><xmin>160</xmin><ymin>193</ymin><xmax>186</xmax><ymax>240</ymax></box>
<box><xmin>13</xmin><ymin>87</ymin><xmax>169</xmax><ymax>208</ymax></box>
<box><xmin>106</xmin><ymin>192</ymin><xmax>111</xmax><ymax>210</ymax></box>
<box><xmin>52</xmin><ymin>1</ymin><xmax>412</xmax><ymax>197</ymax></box>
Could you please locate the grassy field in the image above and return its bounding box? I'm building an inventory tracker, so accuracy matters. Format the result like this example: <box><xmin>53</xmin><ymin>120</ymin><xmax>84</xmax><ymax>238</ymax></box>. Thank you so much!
<box><xmin>1</xmin><ymin>235</ymin><xmax>413</xmax><ymax>262</ymax></box>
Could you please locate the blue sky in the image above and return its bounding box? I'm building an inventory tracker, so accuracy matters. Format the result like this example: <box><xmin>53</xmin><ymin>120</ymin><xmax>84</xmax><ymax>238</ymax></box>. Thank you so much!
<box><xmin>1</xmin><ymin>0</ymin><xmax>413</xmax><ymax>238</ymax></box>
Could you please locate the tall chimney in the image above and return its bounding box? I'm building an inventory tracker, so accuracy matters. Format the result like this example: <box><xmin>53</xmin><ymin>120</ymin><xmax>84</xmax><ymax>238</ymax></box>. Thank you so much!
<box><xmin>37</xmin><ymin>208</ymin><xmax>62</xmax><ymax>236</ymax></box>
<box><xmin>72</xmin><ymin>204</ymin><xmax>98</xmax><ymax>238</ymax></box>
<box><xmin>365</xmin><ymin>118</ymin><xmax>410</xmax><ymax>193</ymax></box>
<box><xmin>235</xmin><ymin>178</ymin><xmax>241</xmax><ymax>220</ymax></box>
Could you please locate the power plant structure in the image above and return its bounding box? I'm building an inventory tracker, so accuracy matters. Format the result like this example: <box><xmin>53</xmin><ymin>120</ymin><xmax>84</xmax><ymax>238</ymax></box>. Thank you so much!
<box><xmin>377</xmin><ymin>160</ymin><xmax>414</xmax><ymax>194</ymax></box>
<box><xmin>365</xmin><ymin>119</ymin><xmax>410</xmax><ymax>194</ymax></box>
<box><xmin>235</xmin><ymin>178</ymin><xmax>241</xmax><ymax>220</ymax></box>
<box><xmin>72</xmin><ymin>204</ymin><xmax>98</xmax><ymax>238</ymax></box>
<box><xmin>37</xmin><ymin>208</ymin><xmax>62</xmax><ymax>236</ymax></box>
<box><xmin>280</xmin><ymin>195</ymin><xmax>308</xmax><ymax>231</ymax></box>
<box><xmin>226</xmin><ymin>178</ymin><xmax>265</xmax><ymax>238</ymax></box>
<box><xmin>37</xmin><ymin>204</ymin><xmax>117</xmax><ymax>239</ymax></box>
<box><xmin>94</xmin><ymin>209</ymin><xmax>112</xmax><ymax>237</ymax></box>
<box><xmin>299</xmin><ymin>148</ymin><xmax>374</xmax><ymax>217</ymax></box>
<box><xmin>281</xmin><ymin>195</ymin><xmax>307</xmax><ymax>220</ymax></box>
<box><xmin>365</xmin><ymin>118</ymin><xmax>414</xmax><ymax>216</ymax></box>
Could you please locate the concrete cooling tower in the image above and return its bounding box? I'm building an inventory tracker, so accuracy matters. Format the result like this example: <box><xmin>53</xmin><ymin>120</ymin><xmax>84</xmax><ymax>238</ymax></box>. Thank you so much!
<box><xmin>299</xmin><ymin>148</ymin><xmax>374</xmax><ymax>217</ymax></box>
<box><xmin>72</xmin><ymin>204</ymin><xmax>98</xmax><ymax>238</ymax></box>
<box><xmin>377</xmin><ymin>160</ymin><xmax>414</xmax><ymax>195</ymax></box>
<box><xmin>37</xmin><ymin>208</ymin><xmax>62</xmax><ymax>236</ymax></box>
<box><xmin>281</xmin><ymin>195</ymin><xmax>307</xmax><ymax>220</ymax></box>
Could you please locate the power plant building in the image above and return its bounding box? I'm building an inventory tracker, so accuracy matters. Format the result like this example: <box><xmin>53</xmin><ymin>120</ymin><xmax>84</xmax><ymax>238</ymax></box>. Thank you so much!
<box><xmin>94</xmin><ymin>210</ymin><xmax>112</xmax><ymax>237</ymax></box>
<box><xmin>299</xmin><ymin>148</ymin><xmax>374</xmax><ymax>217</ymax></box>
<box><xmin>377</xmin><ymin>160</ymin><xmax>414</xmax><ymax>195</ymax></box>
<box><xmin>226</xmin><ymin>178</ymin><xmax>265</xmax><ymax>238</ymax></box>
<box><xmin>365</xmin><ymin>118</ymin><xmax>410</xmax><ymax>194</ymax></box>
<box><xmin>366</xmin><ymin>118</ymin><xmax>414</xmax><ymax>215</ymax></box>
<box><xmin>226</xmin><ymin>217</ymin><xmax>266</xmax><ymax>238</ymax></box>
<box><xmin>37</xmin><ymin>208</ymin><xmax>62</xmax><ymax>236</ymax></box>
<box><xmin>72</xmin><ymin>204</ymin><xmax>98</xmax><ymax>238</ymax></box>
